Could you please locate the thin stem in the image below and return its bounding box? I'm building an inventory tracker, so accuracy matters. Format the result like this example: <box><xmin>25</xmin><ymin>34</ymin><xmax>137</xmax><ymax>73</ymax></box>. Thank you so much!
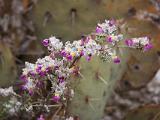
<box><xmin>69</xmin><ymin>56</ymin><xmax>81</xmax><ymax>68</ymax></box>
<box><xmin>13</xmin><ymin>93</ymin><xmax>22</xmax><ymax>98</ymax></box>
<box><xmin>78</xmin><ymin>71</ymin><xmax>85</xmax><ymax>78</ymax></box>
<box><xmin>51</xmin><ymin>105</ymin><xmax>63</xmax><ymax>119</ymax></box>
<box><xmin>152</xmin><ymin>111</ymin><xmax>160</xmax><ymax>120</ymax></box>
<box><xmin>117</xmin><ymin>45</ymin><xmax>136</xmax><ymax>49</ymax></box>
<box><xmin>32</xmin><ymin>104</ymin><xmax>61</xmax><ymax>108</ymax></box>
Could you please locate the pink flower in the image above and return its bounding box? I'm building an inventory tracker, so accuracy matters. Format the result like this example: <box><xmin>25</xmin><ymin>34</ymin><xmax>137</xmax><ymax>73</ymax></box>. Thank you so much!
<box><xmin>28</xmin><ymin>90</ymin><xmax>34</xmax><ymax>96</ymax></box>
<box><xmin>61</xmin><ymin>50</ymin><xmax>67</xmax><ymax>57</ymax></box>
<box><xmin>144</xmin><ymin>43</ymin><xmax>153</xmax><ymax>51</ymax></box>
<box><xmin>20</xmin><ymin>75</ymin><xmax>27</xmax><ymax>82</ymax></box>
<box><xmin>125</xmin><ymin>39</ymin><xmax>133</xmax><ymax>47</ymax></box>
<box><xmin>37</xmin><ymin>115</ymin><xmax>45</xmax><ymax>120</ymax></box>
<box><xmin>67</xmin><ymin>55</ymin><xmax>73</xmax><ymax>61</ymax></box>
<box><xmin>52</xmin><ymin>95</ymin><xmax>60</xmax><ymax>102</ymax></box>
<box><xmin>39</xmin><ymin>71</ymin><xmax>46</xmax><ymax>77</ymax></box>
<box><xmin>80</xmin><ymin>51</ymin><xmax>84</xmax><ymax>56</ymax></box>
<box><xmin>21</xmin><ymin>85</ymin><xmax>27</xmax><ymax>91</ymax></box>
<box><xmin>109</xmin><ymin>19</ymin><xmax>116</xmax><ymax>27</ymax></box>
<box><xmin>36</xmin><ymin>64</ymin><xmax>43</xmax><ymax>73</ymax></box>
<box><xmin>42</xmin><ymin>39</ymin><xmax>49</xmax><ymax>47</ymax></box>
<box><xmin>96</xmin><ymin>26</ymin><xmax>104</xmax><ymax>33</ymax></box>
<box><xmin>29</xmin><ymin>71</ymin><xmax>36</xmax><ymax>77</ymax></box>
<box><xmin>113</xmin><ymin>57</ymin><xmax>121</xmax><ymax>64</ymax></box>
<box><xmin>86</xmin><ymin>56</ymin><xmax>91</xmax><ymax>61</ymax></box>
<box><xmin>106</xmin><ymin>36</ymin><xmax>113</xmax><ymax>43</ymax></box>
<box><xmin>58</xmin><ymin>76</ymin><xmax>65</xmax><ymax>83</ymax></box>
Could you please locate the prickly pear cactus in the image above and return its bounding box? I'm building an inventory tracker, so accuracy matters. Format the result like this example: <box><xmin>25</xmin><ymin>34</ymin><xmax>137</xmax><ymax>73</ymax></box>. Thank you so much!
<box><xmin>22</xmin><ymin>0</ymin><xmax>159</xmax><ymax>119</ymax></box>
<box><xmin>124</xmin><ymin>105</ymin><xmax>160</xmax><ymax>120</ymax></box>
<box><xmin>118</xmin><ymin>19</ymin><xmax>160</xmax><ymax>90</ymax></box>
<box><xmin>32</xmin><ymin>0</ymin><xmax>151</xmax><ymax>41</ymax></box>
<box><xmin>67</xmin><ymin>54</ymin><xmax>129</xmax><ymax>120</ymax></box>
<box><xmin>32</xmin><ymin>0</ymin><xmax>109</xmax><ymax>40</ymax></box>
<box><xmin>0</xmin><ymin>42</ymin><xmax>17</xmax><ymax>87</ymax></box>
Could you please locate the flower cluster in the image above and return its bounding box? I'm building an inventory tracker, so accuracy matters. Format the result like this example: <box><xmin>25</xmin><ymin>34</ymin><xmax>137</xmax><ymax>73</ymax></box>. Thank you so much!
<box><xmin>96</xmin><ymin>20</ymin><xmax>117</xmax><ymax>34</ymax></box>
<box><xmin>125</xmin><ymin>37</ymin><xmax>152</xmax><ymax>51</ymax></box>
<box><xmin>0</xmin><ymin>87</ymin><xmax>15</xmax><ymax>97</ymax></box>
<box><xmin>3</xmin><ymin>97</ymin><xmax>22</xmax><ymax>115</ymax></box>
<box><xmin>42</xmin><ymin>36</ymin><xmax>63</xmax><ymax>51</ymax></box>
<box><xmin>17</xmin><ymin>19</ymin><xmax>152</xmax><ymax>119</ymax></box>
<box><xmin>20</xmin><ymin>19</ymin><xmax>152</xmax><ymax>102</ymax></box>
<box><xmin>62</xmin><ymin>37</ymin><xmax>101</xmax><ymax>61</ymax></box>
<box><xmin>21</xmin><ymin>56</ymin><xmax>71</xmax><ymax>98</ymax></box>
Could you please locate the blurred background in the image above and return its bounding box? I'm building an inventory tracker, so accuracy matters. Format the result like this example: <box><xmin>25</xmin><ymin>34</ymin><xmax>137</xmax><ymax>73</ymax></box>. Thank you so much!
<box><xmin>0</xmin><ymin>0</ymin><xmax>160</xmax><ymax>119</ymax></box>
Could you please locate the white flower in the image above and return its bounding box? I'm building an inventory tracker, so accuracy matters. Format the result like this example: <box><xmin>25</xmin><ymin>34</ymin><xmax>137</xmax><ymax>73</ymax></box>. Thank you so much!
<box><xmin>22</xmin><ymin>62</ymin><xmax>36</xmax><ymax>74</ymax></box>
<box><xmin>139</xmin><ymin>37</ymin><xmax>150</xmax><ymax>45</ymax></box>
<box><xmin>55</xmin><ymin>82</ymin><xmax>67</xmax><ymax>95</ymax></box>
<box><xmin>36</xmin><ymin>56</ymin><xmax>55</xmax><ymax>68</ymax></box>
<box><xmin>98</xmin><ymin>20</ymin><xmax>117</xmax><ymax>34</ymax></box>
<box><xmin>44</xmin><ymin>105</ymin><xmax>50</xmax><ymax>112</ymax></box>
<box><xmin>48</xmin><ymin>36</ymin><xmax>63</xmax><ymax>51</ymax></box>
<box><xmin>0</xmin><ymin>86</ymin><xmax>15</xmax><ymax>97</ymax></box>
<box><xmin>4</xmin><ymin>97</ymin><xmax>22</xmax><ymax>115</ymax></box>
<box><xmin>23</xmin><ymin>77</ymin><xmax>35</xmax><ymax>91</ymax></box>
<box><xmin>25</xmin><ymin>105</ymin><xmax>33</xmax><ymax>112</ymax></box>
<box><xmin>70</xmin><ymin>89</ymin><xmax>74</xmax><ymax>98</ymax></box>
<box><xmin>66</xmin><ymin>117</ymin><xmax>74</xmax><ymax>120</ymax></box>
<box><xmin>116</xmin><ymin>34</ymin><xmax>124</xmax><ymax>41</ymax></box>
<box><xmin>132</xmin><ymin>37</ymin><xmax>150</xmax><ymax>46</ymax></box>
<box><xmin>83</xmin><ymin>39</ymin><xmax>101</xmax><ymax>56</ymax></box>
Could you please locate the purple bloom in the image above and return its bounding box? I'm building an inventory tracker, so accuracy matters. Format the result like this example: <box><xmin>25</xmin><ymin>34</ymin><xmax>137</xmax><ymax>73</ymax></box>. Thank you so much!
<box><xmin>36</xmin><ymin>81</ymin><xmax>44</xmax><ymax>88</ymax></box>
<box><xmin>81</xmin><ymin>36</ymin><xmax>90</xmax><ymax>45</ymax></box>
<box><xmin>22</xmin><ymin>85</ymin><xmax>34</xmax><ymax>95</ymax></box>
<box><xmin>146</xmin><ymin>36</ymin><xmax>151</xmax><ymax>41</ymax></box>
<box><xmin>37</xmin><ymin>115</ymin><xmax>45</xmax><ymax>120</ymax></box>
<box><xmin>28</xmin><ymin>90</ymin><xmax>34</xmax><ymax>96</ymax></box>
<box><xmin>86</xmin><ymin>56</ymin><xmax>91</xmax><ymax>61</ymax></box>
<box><xmin>86</xmin><ymin>37</ymin><xmax>90</xmax><ymax>43</ymax></box>
<box><xmin>42</xmin><ymin>39</ymin><xmax>49</xmax><ymax>47</ymax></box>
<box><xmin>54</xmin><ymin>66</ymin><xmax>59</xmax><ymax>70</ymax></box>
<box><xmin>58</xmin><ymin>76</ymin><xmax>65</xmax><ymax>83</ymax></box>
<box><xmin>80</xmin><ymin>51</ymin><xmax>84</xmax><ymax>56</ymax></box>
<box><xmin>80</xmin><ymin>40</ymin><xmax>85</xmax><ymax>46</ymax></box>
<box><xmin>36</xmin><ymin>64</ymin><xmax>42</xmax><ymax>73</ymax></box>
<box><xmin>52</xmin><ymin>95</ymin><xmax>60</xmax><ymax>102</ymax></box>
<box><xmin>45</xmin><ymin>67</ymin><xmax>51</xmax><ymax>73</ymax></box>
<box><xmin>29</xmin><ymin>71</ymin><xmax>36</xmax><ymax>77</ymax></box>
<box><xmin>109</xmin><ymin>19</ymin><xmax>116</xmax><ymax>27</ymax></box>
<box><xmin>113</xmin><ymin>57</ymin><xmax>121</xmax><ymax>64</ymax></box>
<box><xmin>96</xmin><ymin>26</ymin><xmax>104</xmax><ymax>34</ymax></box>
<box><xmin>39</xmin><ymin>71</ymin><xmax>46</xmax><ymax>77</ymax></box>
<box><xmin>67</xmin><ymin>55</ymin><xmax>73</xmax><ymax>61</ymax></box>
<box><xmin>61</xmin><ymin>50</ymin><xmax>67</xmax><ymax>57</ymax></box>
<box><xmin>80</xmin><ymin>36</ymin><xmax>86</xmax><ymax>46</ymax></box>
<box><xmin>144</xmin><ymin>43</ymin><xmax>153</xmax><ymax>51</ymax></box>
<box><xmin>21</xmin><ymin>85</ymin><xmax>27</xmax><ymax>91</ymax></box>
<box><xmin>125</xmin><ymin>39</ymin><xmax>134</xmax><ymax>47</ymax></box>
<box><xmin>106</xmin><ymin>36</ymin><xmax>113</xmax><ymax>43</ymax></box>
<box><xmin>20</xmin><ymin>75</ymin><xmax>27</xmax><ymax>82</ymax></box>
